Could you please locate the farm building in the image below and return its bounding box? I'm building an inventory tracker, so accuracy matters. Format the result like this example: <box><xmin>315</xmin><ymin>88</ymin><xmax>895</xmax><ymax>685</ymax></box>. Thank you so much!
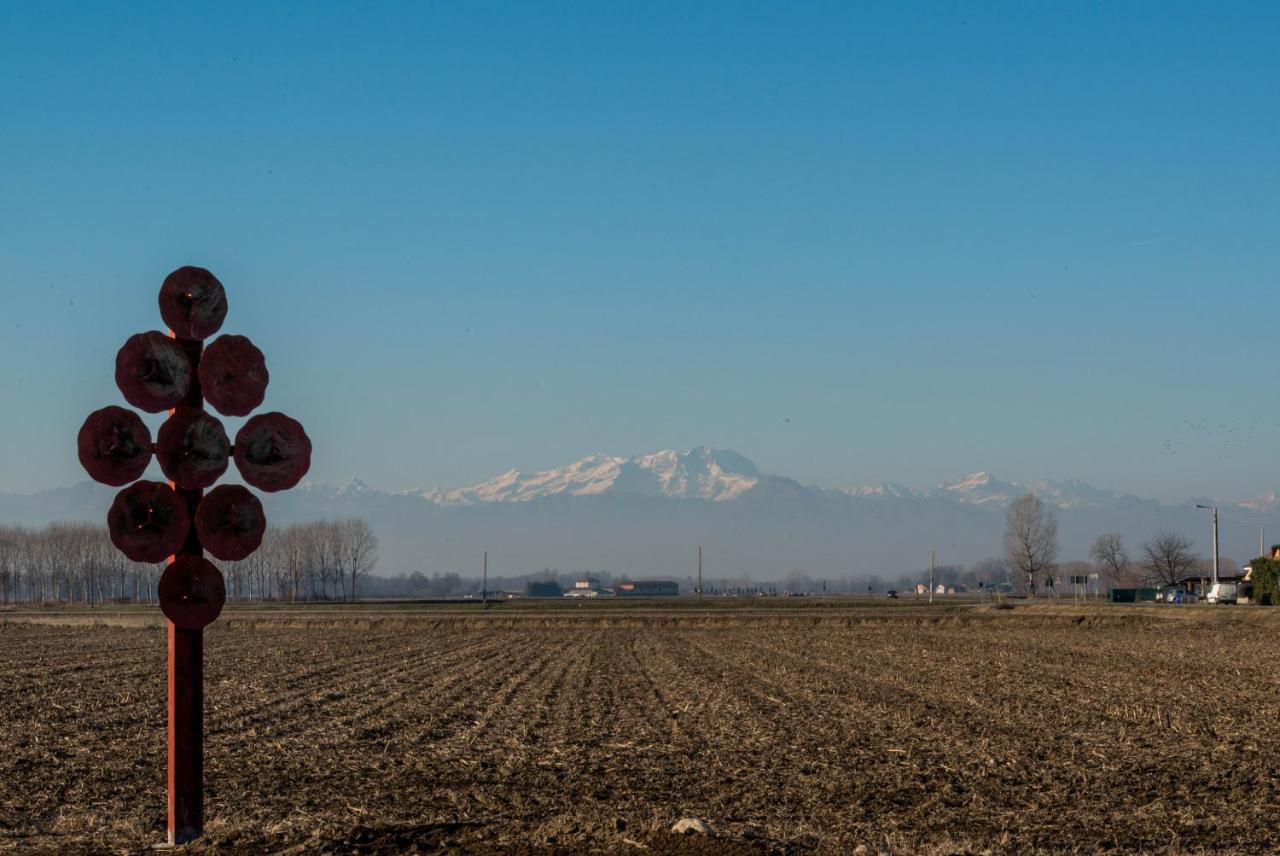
<box><xmin>526</xmin><ymin>581</ymin><xmax>562</xmax><ymax>598</ymax></box>
<box><xmin>617</xmin><ymin>580</ymin><xmax>680</xmax><ymax>597</ymax></box>
<box><xmin>565</xmin><ymin>586</ymin><xmax>615</xmax><ymax>598</ymax></box>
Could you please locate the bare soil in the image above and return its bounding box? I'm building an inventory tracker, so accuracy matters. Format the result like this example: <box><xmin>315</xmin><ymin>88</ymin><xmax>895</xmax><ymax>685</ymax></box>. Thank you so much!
<box><xmin>1</xmin><ymin>605</ymin><xmax>1276</xmax><ymax>854</ymax></box>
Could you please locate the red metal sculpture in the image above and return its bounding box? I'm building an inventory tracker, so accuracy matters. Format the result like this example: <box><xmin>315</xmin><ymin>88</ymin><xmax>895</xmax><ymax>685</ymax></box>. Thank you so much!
<box><xmin>155</xmin><ymin>407</ymin><xmax>231</xmax><ymax>489</ymax></box>
<box><xmin>77</xmin><ymin>406</ymin><xmax>153</xmax><ymax>486</ymax></box>
<box><xmin>199</xmin><ymin>334</ymin><xmax>269</xmax><ymax>417</ymax></box>
<box><xmin>194</xmin><ymin>485</ymin><xmax>266</xmax><ymax>561</ymax></box>
<box><xmin>115</xmin><ymin>332</ymin><xmax>192</xmax><ymax>412</ymax></box>
<box><xmin>78</xmin><ymin>265</ymin><xmax>310</xmax><ymax>845</ymax></box>
<box><xmin>234</xmin><ymin>412</ymin><xmax>312</xmax><ymax>492</ymax></box>
<box><xmin>106</xmin><ymin>480</ymin><xmax>191</xmax><ymax>563</ymax></box>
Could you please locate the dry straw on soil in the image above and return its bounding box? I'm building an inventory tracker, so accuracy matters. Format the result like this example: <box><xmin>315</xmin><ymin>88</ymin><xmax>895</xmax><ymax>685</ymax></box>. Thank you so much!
<box><xmin>1</xmin><ymin>605</ymin><xmax>1276</xmax><ymax>854</ymax></box>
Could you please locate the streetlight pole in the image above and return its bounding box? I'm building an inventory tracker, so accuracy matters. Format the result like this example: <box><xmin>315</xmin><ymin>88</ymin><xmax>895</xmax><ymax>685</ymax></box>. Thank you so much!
<box><xmin>1213</xmin><ymin>506</ymin><xmax>1220</xmax><ymax>585</ymax></box>
<box><xmin>1196</xmin><ymin>504</ymin><xmax>1219</xmax><ymax>586</ymax></box>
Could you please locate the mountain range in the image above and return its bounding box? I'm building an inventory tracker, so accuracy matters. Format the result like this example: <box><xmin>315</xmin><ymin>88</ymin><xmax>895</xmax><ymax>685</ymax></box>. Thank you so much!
<box><xmin>3</xmin><ymin>447</ymin><xmax>1274</xmax><ymax>578</ymax></box>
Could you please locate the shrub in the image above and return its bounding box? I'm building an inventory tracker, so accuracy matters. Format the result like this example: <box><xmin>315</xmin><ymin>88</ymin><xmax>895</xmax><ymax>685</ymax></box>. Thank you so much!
<box><xmin>1250</xmin><ymin>557</ymin><xmax>1280</xmax><ymax>606</ymax></box>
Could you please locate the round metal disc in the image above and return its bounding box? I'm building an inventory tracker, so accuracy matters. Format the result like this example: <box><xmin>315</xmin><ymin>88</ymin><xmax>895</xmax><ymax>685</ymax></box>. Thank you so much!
<box><xmin>159</xmin><ymin>556</ymin><xmax>226</xmax><ymax>629</ymax></box>
<box><xmin>159</xmin><ymin>266</ymin><xmax>228</xmax><ymax>341</ymax></box>
<box><xmin>195</xmin><ymin>484</ymin><xmax>266</xmax><ymax>561</ymax></box>
<box><xmin>234</xmin><ymin>412</ymin><xmax>311</xmax><ymax>492</ymax></box>
<box><xmin>115</xmin><ymin>332</ymin><xmax>193</xmax><ymax>413</ymax></box>
<box><xmin>77</xmin><ymin>406</ymin><xmax>153</xmax><ymax>486</ymax></box>
<box><xmin>198</xmin><ymin>334</ymin><xmax>269</xmax><ymax>417</ymax></box>
<box><xmin>107</xmin><ymin>481</ymin><xmax>191</xmax><ymax>564</ymax></box>
<box><xmin>155</xmin><ymin>408</ymin><xmax>231</xmax><ymax>490</ymax></box>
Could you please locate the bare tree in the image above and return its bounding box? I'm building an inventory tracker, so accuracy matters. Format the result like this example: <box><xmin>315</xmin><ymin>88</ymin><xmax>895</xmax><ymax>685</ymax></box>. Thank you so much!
<box><xmin>0</xmin><ymin>518</ymin><xmax>380</xmax><ymax>606</ymax></box>
<box><xmin>1090</xmin><ymin>533</ymin><xmax>1131</xmax><ymax>588</ymax></box>
<box><xmin>339</xmin><ymin>519</ymin><xmax>378</xmax><ymax>601</ymax></box>
<box><xmin>1142</xmin><ymin>532</ymin><xmax>1199</xmax><ymax>586</ymax></box>
<box><xmin>0</xmin><ymin>526</ymin><xmax>17</xmax><ymax>604</ymax></box>
<box><xmin>1003</xmin><ymin>493</ymin><xmax>1059</xmax><ymax>596</ymax></box>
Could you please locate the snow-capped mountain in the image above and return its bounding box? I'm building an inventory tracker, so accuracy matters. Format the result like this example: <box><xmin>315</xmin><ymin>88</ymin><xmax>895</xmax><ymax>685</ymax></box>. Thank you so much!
<box><xmin>4</xmin><ymin>448</ymin><xmax>1276</xmax><ymax>576</ymax></box>
<box><xmin>841</xmin><ymin>482</ymin><xmax>915</xmax><ymax>500</ymax></box>
<box><xmin>929</xmin><ymin>472</ymin><xmax>1020</xmax><ymax>506</ymax></box>
<box><xmin>919</xmin><ymin>472</ymin><xmax>1134</xmax><ymax>510</ymax></box>
<box><xmin>407</xmin><ymin>446</ymin><xmax>763</xmax><ymax>506</ymax></box>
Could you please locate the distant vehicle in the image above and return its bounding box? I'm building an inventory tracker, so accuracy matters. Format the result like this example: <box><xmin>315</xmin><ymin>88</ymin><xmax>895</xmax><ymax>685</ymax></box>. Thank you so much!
<box><xmin>1160</xmin><ymin>586</ymin><xmax>1197</xmax><ymax>604</ymax></box>
<box><xmin>886</xmin><ymin>590</ymin><xmax>898</xmax><ymax>599</ymax></box>
<box><xmin>1206</xmin><ymin>583</ymin><xmax>1238</xmax><ymax>604</ymax></box>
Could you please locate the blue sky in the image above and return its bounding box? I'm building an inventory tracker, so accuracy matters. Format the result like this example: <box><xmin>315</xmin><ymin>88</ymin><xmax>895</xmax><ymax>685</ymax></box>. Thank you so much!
<box><xmin>1</xmin><ymin>2</ymin><xmax>1278</xmax><ymax>501</ymax></box>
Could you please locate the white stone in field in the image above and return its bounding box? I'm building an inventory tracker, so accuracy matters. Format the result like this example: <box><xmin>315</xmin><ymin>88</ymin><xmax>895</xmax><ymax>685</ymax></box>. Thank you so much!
<box><xmin>671</xmin><ymin>818</ymin><xmax>716</xmax><ymax>836</ymax></box>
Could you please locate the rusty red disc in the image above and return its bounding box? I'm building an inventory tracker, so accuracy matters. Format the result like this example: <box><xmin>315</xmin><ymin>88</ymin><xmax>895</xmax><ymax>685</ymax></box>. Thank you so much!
<box><xmin>198</xmin><ymin>334</ymin><xmax>269</xmax><ymax>417</ymax></box>
<box><xmin>159</xmin><ymin>555</ymin><xmax>226</xmax><ymax>629</ymax></box>
<box><xmin>159</xmin><ymin>266</ymin><xmax>228</xmax><ymax>341</ymax></box>
<box><xmin>155</xmin><ymin>408</ymin><xmax>231</xmax><ymax>490</ymax></box>
<box><xmin>107</xmin><ymin>481</ymin><xmax>191</xmax><ymax>563</ymax></box>
<box><xmin>114</xmin><ymin>331</ymin><xmax>193</xmax><ymax>413</ymax></box>
<box><xmin>194</xmin><ymin>485</ymin><xmax>266</xmax><ymax>561</ymax></box>
<box><xmin>77</xmin><ymin>406</ymin><xmax>153</xmax><ymax>486</ymax></box>
<box><xmin>234</xmin><ymin>412</ymin><xmax>311</xmax><ymax>492</ymax></box>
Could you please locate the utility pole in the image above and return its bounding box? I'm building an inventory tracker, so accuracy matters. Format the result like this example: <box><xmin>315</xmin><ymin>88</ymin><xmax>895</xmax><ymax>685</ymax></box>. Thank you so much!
<box><xmin>697</xmin><ymin>546</ymin><xmax>703</xmax><ymax>603</ymax></box>
<box><xmin>928</xmin><ymin>547</ymin><xmax>935</xmax><ymax>605</ymax></box>
<box><xmin>482</xmin><ymin>550</ymin><xmax>488</xmax><ymax>608</ymax></box>
<box><xmin>1195</xmin><ymin>505</ymin><xmax>1220</xmax><ymax>587</ymax></box>
<box><xmin>1262</xmin><ymin>527</ymin><xmax>1266</xmax><ymax>560</ymax></box>
<box><xmin>1212</xmin><ymin>507</ymin><xmax>1219</xmax><ymax>585</ymax></box>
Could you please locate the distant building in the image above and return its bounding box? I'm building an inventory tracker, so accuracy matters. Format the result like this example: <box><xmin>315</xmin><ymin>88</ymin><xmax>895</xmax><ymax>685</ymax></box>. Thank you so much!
<box><xmin>527</xmin><ymin>580</ymin><xmax>562</xmax><ymax>598</ymax></box>
<box><xmin>565</xmin><ymin>587</ymin><xmax>615</xmax><ymax>598</ymax></box>
<box><xmin>617</xmin><ymin>580</ymin><xmax>680</xmax><ymax>597</ymax></box>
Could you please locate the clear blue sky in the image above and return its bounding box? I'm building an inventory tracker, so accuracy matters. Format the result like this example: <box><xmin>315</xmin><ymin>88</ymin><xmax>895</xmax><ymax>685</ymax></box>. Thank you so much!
<box><xmin>2</xmin><ymin>2</ymin><xmax>1278</xmax><ymax>501</ymax></box>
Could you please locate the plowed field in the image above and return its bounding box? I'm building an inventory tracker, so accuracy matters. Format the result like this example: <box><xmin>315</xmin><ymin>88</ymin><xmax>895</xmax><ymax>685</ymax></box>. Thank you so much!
<box><xmin>1</xmin><ymin>606</ymin><xmax>1277</xmax><ymax>854</ymax></box>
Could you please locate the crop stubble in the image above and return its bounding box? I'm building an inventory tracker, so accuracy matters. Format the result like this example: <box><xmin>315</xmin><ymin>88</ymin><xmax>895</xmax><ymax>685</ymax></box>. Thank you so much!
<box><xmin>1</xmin><ymin>608</ymin><xmax>1278</xmax><ymax>854</ymax></box>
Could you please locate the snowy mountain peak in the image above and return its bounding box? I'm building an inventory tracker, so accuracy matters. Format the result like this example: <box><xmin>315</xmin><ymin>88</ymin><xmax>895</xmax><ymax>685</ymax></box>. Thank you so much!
<box><xmin>925</xmin><ymin>472</ymin><xmax>1134</xmax><ymax>510</ymax></box>
<box><xmin>336</xmin><ymin>477</ymin><xmax>375</xmax><ymax>496</ymax></box>
<box><xmin>932</xmin><ymin>472</ymin><xmax>1017</xmax><ymax>506</ymax></box>
<box><xmin>410</xmin><ymin>447</ymin><xmax>762</xmax><ymax>506</ymax></box>
<box><xmin>842</xmin><ymin>482</ymin><xmax>916</xmax><ymax>499</ymax></box>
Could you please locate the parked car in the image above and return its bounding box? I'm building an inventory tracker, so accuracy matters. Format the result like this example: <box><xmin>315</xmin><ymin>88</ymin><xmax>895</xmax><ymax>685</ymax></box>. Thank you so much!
<box><xmin>886</xmin><ymin>590</ymin><xmax>899</xmax><ymax>599</ymax></box>
<box><xmin>1206</xmin><ymin>583</ymin><xmax>1238</xmax><ymax>604</ymax></box>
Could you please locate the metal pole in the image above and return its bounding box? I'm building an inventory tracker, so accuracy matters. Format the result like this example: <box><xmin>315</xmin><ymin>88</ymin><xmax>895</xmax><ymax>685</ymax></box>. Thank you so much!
<box><xmin>482</xmin><ymin>551</ymin><xmax>488</xmax><ymax>607</ymax></box>
<box><xmin>168</xmin><ymin>335</ymin><xmax>204</xmax><ymax>845</ymax></box>
<box><xmin>1212</xmin><ymin>507</ymin><xmax>1219</xmax><ymax>585</ymax></box>
<box><xmin>928</xmin><ymin>547</ymin><xmax>934</xmax><ymax>605</ymax></box>
<box><xmin>697</xmin><ymin>546</ymin><xmax>702</xmax><ymax>602</ymax></box>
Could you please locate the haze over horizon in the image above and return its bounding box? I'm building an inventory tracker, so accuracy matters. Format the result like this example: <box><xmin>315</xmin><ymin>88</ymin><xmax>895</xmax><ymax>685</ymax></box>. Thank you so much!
<box><xmin>3</xmin><ymin>4</ymin><xmax>1278</xmax><ymax>504</ymax></box>
<box><xmin>8</xmin><ymin>444</ymin><xmax>1275</xmax><ymax>577</ymax></box>
<box><xmin>16</xmin><ymin>441</ymin><xmax>1280</xmax><ymax>510</ymax></box>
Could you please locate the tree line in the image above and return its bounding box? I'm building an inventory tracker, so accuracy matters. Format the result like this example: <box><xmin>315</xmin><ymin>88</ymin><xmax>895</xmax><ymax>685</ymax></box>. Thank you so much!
<box><xmin>0</xmin><ymin>519</ymin><xmax>377</xmax><ymax>605</ymax></box>
<box><xmin>1003</xmin><ymin>492</ymin><xmax>1238</xmax><ymax>594</ymax></box>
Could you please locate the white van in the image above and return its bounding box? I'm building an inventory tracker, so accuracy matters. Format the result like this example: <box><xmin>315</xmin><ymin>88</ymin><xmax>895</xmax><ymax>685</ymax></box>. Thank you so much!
<box><xmin>1206</xmin><ymin>583</ymin><xmax>1238</xmax><ymax>604</ymax></box>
